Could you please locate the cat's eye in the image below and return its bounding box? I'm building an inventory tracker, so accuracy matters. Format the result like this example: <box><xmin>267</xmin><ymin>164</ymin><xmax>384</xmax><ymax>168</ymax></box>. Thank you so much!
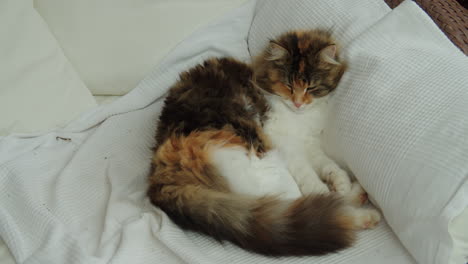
<box><xmin>307</xmin><ymin>86</ymin><xmax>328</xmax><ymax>96</ymax></box>
<box><xmin>309</xmin><ymin>87</ymin><xmax>328</xmax><ymax>97</ymax></box>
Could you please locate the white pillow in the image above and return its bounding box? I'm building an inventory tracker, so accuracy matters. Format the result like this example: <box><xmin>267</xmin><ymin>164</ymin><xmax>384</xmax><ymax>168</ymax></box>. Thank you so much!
<box><xmin>34</xmin><ymin>0</ymin><xmax>248</xmax><ymax>96</ymax></box>
<box><xmin>0</xmin><ymin>0</ymin><xmax>96</xmax><ymax>136</ymax></box>
<box><xmin>322</xmin><ymin>2</ymin><xmax>468</xmax><ymax>263</ymax></box>
<box><xmin>248</xmin><ymin>1</ymin><xmax>467</xmax><ymax>264</ymax></box>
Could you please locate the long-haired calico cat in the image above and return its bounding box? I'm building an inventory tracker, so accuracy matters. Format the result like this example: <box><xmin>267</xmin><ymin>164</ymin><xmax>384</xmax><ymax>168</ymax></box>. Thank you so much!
<box><xmin>148</xmin><ymin>30</ymin><xmax>380</xmax><ymax>256</ymax></box>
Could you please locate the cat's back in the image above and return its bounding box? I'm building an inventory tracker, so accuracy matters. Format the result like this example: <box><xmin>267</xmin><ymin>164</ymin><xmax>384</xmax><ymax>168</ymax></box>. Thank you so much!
<box><xmin>156</xmin><ymin>57</ymin><xmax>267</xmax><ymax>146</ymax></box>
<box><xmin>173</xmin><ymin>57</ymin><xmax>253</xmax><ymax>99</ymax></box>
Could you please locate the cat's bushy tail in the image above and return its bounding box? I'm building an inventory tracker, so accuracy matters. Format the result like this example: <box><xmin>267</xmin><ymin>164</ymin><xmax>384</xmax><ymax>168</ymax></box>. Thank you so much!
<box><xmin>147</xmin><ymin>184</ymin><xmax>356</xmax><ymax>256</ymax></box>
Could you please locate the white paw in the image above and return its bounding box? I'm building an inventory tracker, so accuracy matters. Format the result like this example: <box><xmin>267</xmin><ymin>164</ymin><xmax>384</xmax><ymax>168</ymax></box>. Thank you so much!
<box><xmin>353</xmin><ymin>208</ymin><xmax>381</xmax><ymax>230</ymax></box>
<box><xmin>322</xmin><ymin>165</ymin><xmax>351</xmax><ymax>195</ymax></box>
<box><xmin>346</xmin><ymin>182</ymin><xmax>369</xmax><ymax>207</ymax></box>
<box><xmin>298</xmin><ymin>181</ymin><xmax>329</xmax><ymax>195</ymax></box>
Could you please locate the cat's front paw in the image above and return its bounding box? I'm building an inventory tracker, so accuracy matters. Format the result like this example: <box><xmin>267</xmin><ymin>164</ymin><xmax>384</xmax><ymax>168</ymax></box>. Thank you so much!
<box><xmin>352</xmin><ymin>208</ymin><xmax>381</xmax><ymax>230</ymax></box>
<box><xmin>322</xmin><ymin>165</ymin><xmax>351</xmax><ymax>195</ymax></box>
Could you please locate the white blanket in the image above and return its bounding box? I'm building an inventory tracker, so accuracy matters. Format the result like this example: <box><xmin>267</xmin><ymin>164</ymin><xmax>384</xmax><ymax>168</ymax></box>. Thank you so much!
<box><xmin>3</xmin><ymin>0</ymin><xmax>454</xmax><ymax>263</ymax></box>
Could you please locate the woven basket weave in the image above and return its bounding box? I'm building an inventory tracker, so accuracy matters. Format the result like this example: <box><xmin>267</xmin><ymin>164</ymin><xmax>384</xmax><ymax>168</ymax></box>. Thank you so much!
<box><xmin>384</xmin><ymin>0</ymin><xmax>468</xmax><ymax>54</ymax></box>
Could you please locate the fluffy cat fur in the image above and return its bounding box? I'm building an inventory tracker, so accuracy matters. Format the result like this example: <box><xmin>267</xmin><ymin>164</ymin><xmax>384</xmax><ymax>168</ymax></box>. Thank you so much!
<box><xmin>148</xmin><ymin>30</ymin><xmax>380</xmax><ymax>256</ymax></box>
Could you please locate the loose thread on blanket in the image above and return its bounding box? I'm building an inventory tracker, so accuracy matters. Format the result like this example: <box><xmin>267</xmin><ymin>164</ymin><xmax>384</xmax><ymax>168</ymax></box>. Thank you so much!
<box><xmin>56</xmin><ymin>136</ymin><xmax>71</xmax><ymax>141</ymax></box>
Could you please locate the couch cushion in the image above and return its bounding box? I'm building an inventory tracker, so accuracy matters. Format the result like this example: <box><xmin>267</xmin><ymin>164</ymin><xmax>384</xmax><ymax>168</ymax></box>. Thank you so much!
<box><xmin>0</xmin><ymin>0</ymin><xmax>96</xmax><ymax>136</ymax></box>
<box><xmin>34</xmin><ymin>0</ymin><xmax>247</xmax><ymax>96</ymax></box>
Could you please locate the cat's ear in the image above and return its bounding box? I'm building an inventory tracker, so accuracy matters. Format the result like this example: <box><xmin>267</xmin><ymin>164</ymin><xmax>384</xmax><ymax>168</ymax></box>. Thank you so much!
<box><xmin>266</xmin><ymin>41</ymin><xmax>289</xmax><ymax>61</ymax></box>
<box><xmin>320</xmin><ymin>45</ymin><xmax>340</xmax><ymax>65</ymax></box>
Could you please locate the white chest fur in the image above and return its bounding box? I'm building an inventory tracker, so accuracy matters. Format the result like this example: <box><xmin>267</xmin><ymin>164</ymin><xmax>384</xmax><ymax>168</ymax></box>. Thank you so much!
<box><xmin>264</xmin><ymin>95</ymin><xmax>329</xmax><ymax>151</ymax></box>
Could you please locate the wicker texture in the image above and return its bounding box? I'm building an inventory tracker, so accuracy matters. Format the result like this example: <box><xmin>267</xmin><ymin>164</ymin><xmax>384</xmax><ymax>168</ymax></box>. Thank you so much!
<box><xmin>385</xmin><ymin>0</ymin><xmax>404</xmax><ymax>8</ymax></box>
<box><xmin>385</xmin><ymin>0</ymin><xmax>468</xmax><ymax>54</ymax></box>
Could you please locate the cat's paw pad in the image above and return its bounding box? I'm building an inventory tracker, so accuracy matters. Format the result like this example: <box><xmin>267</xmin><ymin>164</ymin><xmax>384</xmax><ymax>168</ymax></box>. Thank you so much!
<box><xmin>346</xmin><ymin>182</ymin><xmax>369</xmax><ymax>206</ymax></box>
<box><xmin>355</xmin><ymin>209</ymin><xmax>381</xmax><ymax>230</ymax></box>
<box><xmin>322</xmin><ymin>165</ymin><xmax>352</xmax><ymax>195</ymax></box>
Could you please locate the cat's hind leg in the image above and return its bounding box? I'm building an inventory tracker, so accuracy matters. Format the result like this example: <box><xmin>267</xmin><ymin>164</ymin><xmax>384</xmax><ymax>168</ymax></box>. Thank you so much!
<box><xmin>343</xmin><ymin>206</ymin><xmax>381</xmax><ymax>230</ymax></box>
<box><xmin>341</xmin><ymin>183</ymin><xmax>380</xmax><ymax>229</ymax></box>
<box><xmin>344</xmin><ymin>182</ymin><xmax>369</xmax><ymax>207</ymax></box>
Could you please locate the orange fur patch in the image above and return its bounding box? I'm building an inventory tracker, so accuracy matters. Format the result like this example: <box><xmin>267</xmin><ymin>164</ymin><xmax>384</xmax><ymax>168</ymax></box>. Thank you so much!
<box><xmin>151</xmin><ymin>128</ymin><xmax>247</xmax><ymax>190</ymax></box>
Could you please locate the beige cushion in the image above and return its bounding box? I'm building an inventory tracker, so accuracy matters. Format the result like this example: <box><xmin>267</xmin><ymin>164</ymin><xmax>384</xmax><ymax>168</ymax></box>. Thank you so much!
<box><xmin>34</xmin><ymin>0</ymin><xmax>248</xmax><ymax>96</ymax></box>
<box><xmin>0</xmin><ymin>0</ymin><xmax>96</xmax><ymax>136</ymax></box>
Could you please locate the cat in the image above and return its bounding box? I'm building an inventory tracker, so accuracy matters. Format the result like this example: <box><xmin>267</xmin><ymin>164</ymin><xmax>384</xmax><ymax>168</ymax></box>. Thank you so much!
<box><xmin>147</xmin><ymin>30</ymin><xmax>380</xmax><ymax>256</ymax></box>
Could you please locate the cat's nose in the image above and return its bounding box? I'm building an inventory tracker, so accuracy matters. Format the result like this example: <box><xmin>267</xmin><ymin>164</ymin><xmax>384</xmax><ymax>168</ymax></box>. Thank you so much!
<box><xmin>294</xmin><ymin>102</ymin><xmax>303</xmax><ymax>108</ymax></box>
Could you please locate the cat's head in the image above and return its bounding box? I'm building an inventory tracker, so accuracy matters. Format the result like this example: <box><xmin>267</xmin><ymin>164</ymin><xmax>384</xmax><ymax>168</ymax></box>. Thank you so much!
<box><xmin>253</xmin><ymin>30</ymin><xmax>347</xmax><ymax>111</ymax></box>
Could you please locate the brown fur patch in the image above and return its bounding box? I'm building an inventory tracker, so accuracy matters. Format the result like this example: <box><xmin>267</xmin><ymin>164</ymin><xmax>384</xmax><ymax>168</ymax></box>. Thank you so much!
<box><xmin>298</xmin><ymin>60</ymin><xmax>305</xmax><ymax>73</ymax></box>
<box><xmin>154</xmin><ymin>57</ymin><xmax>270</xmax><ymax>155</ymax></box>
